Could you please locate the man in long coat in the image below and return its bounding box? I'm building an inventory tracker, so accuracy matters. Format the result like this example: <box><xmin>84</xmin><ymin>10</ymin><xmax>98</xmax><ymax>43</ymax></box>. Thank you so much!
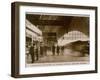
<box><xmin>52</xmin><ymin>45</ymin><xmax>55</xmax><ymax>56</ymax></box>
<box><xmin>57</xmin><ymin>45</ymin><xmax>60</xmax><ymax>56</ymax></box>
<box><xmin>29</xmin><ymin>44</ymin><xmax>35</xmax><ymax>63</ymax></box>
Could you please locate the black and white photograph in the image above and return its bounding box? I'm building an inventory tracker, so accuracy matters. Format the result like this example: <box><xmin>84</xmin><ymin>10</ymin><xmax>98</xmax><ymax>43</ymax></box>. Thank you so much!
<box><xmin>11</xmin><ymin>2</ymin><xmax>97</xmax><ymax>77</ymax></box>
<box><xmin>25</xmin><ymin>14</ymin><xmax>90</xmax><ymax>66</ymax></box>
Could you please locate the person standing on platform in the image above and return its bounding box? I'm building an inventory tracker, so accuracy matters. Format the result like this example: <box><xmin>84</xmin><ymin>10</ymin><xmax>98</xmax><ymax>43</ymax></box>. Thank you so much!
<box><xmin>44</xmin><ymin>45</ymin><xmax>47</xmax><ymax>56</ymax></box>
<box><xmin>40</xmin><ymin>43</ymin><xmax>43</xmax><ymax>57</ymax></box>
<box><xmin>61</xmin><ymin>46</ymin><xmax>64</xmax><ymax>55</ymax></box>
<box><xmin>29</xmin><ymin>44</ymin><xmax>35</xmax><ymax>63</ymax></box>
<box><xmin>52</xmin><ymin>45</ymin><xmax>55</xmax><ymax>56</ymax></box>
<box><xmin>57</xmin><ymin>45</ymin><xmax>60</xmax><ymax>56</ymax></box>
<box><xmin>35</xmin><ymin>44</ymin><xmax>39</xmax><ymax>61</ymax></box>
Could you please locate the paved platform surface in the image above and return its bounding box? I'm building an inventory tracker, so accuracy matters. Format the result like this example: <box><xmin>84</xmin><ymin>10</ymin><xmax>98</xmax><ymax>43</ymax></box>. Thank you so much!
<box><xmin>26</xmin><ymin>51</ymin><xmax>89</xmax><ymax>64</ymax></box>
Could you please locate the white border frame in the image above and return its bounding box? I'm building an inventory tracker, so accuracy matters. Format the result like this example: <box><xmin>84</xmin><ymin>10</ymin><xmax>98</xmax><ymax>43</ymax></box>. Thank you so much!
<box><xmin>19</xmin><ymin>5</ymin><xmax>96</xmax><ymax>75</ymax></box>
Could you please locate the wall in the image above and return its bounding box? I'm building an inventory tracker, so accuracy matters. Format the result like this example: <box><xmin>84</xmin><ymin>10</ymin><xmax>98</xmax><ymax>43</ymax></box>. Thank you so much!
<box><xmin>0</xmin><ymin>0</ymin><xmax>100</xmax><ymax>80</ymax></box>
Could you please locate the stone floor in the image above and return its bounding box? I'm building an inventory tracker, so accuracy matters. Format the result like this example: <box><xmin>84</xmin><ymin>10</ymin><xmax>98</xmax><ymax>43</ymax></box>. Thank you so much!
<box><xmin>26</xmin><ymin>49</ymin><xmax>89</xmax><ymax>66</ymax></box>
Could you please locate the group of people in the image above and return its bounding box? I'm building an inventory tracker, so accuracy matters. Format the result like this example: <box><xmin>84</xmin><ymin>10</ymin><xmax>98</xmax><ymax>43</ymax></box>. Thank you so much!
<box><xmin>52</xmin><ymin>45</ymin><xmax>64</xmax><ymax>56</ymax></box>
<box><xmin>29</xmin><ymin>42</ymin><xmax>47</xmax><ymax>63</ymax></box>
<box><xmin>29</xmin><ymin>43</ymin><xmax>39</xmax><ymax>63</ymax></box>
<box><xmin>29</xmin><ymin>43</ymin><xmax>65</xmax><ymax>63</ymax></box>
